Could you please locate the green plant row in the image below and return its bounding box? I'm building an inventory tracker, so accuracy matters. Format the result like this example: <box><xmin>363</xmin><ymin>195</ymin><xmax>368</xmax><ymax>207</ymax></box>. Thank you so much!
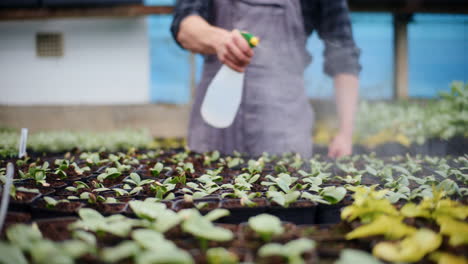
<box><xmin>0</xmin><ymin>129</ymin><xmax>153</xmax><ymax>158</ymax></box>
<box><xmin>354</xmin><ymin>82</ymin><xmax>468</xmax><ymax>146</ymax></box>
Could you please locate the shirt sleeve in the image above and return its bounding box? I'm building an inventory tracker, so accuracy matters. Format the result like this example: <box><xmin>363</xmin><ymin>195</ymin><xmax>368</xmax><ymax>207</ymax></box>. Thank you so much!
<box><xmin>314</xmin><ymin>0</ymin><xmax>362</xmax><ymax>77</ymax></box>
<box><xmin>170</xmin><ymin>0</ymin><xmax>211</xmax><ymax>48</ymax></box>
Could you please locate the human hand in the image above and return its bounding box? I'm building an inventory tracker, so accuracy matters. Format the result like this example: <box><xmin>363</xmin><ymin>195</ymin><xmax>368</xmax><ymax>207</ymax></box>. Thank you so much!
<box><xmin>328</xmin><ymin>132</ymin><xmax>353</xmax><ymax>158</ymax></box>
<box><xmin>215</xmin><ymin>29</ymin><xmax>254</xmax><ymax>72</ymax></box>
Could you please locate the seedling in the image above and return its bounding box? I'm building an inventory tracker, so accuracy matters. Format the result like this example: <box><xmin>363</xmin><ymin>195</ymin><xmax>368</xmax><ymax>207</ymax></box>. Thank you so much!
<box><xmin>97</xmin><ymin>167</ymin><xmax>121</xmax><ymax>182</ymax></box>
<box><xmin>206</xmin><ymin>247</ymin><xmax>238</xmax><ymax>264</ymax></box>
<box><xmin>203</xmin><ymin>151</ymin><xmax>220</xmax><ymax>166</ymax></box>
<box><xmin>71</xmin><ymin>208</ymin><xmax>139</xmax><ymax>237</ymax></box>
<box><xmin>180</xmin><ymin>209</ymin><xmax>233</xmax><ymax>251</ymax></box>
<box><xmin>261</xmin><ymin>173</ymin><xmax>299</xmax><ymax>193</ymax></box>
<box><xmin>248</xmin><ymin>214</ymin><xmax>284</xmax><ymax>242</ymax></box>
<box><xmin>18</xmin><ymin>162</ymin><xmax>50</xmax><ymax>186</ymax></box>
<box><xmin>123</xmin><ymin>173</ymin><xmax>154</xmax><ymax>195</ymax></box>
<box><xmin>43</xmin><ymin>196</ymin><xmax>69</xmax><ymax>208</ymax></box>
<box><xmin>258</xmin><ymin>238</ymin><xmax>315</xmax><ymax>264</ymax></box>
<box><xmin>149</xmin><ymin>162</ymin><xmax>164</xmax><ymax>177</ymax></box>
<box><xmin>266</xmin><ymin>190</ymin><xmax>301</xmax><ymax>208</ymax></box>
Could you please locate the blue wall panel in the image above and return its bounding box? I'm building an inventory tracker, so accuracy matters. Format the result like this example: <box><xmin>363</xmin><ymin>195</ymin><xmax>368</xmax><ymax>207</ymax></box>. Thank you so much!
<box><xmin>147</xmin><ymin>15</ymin><xmax>191</xmax><ymax>104</ymax></box>
<box><xmin>408</xmin><ymin>14</ymin><xmax>468</xmax><ymax>97</ymax></box>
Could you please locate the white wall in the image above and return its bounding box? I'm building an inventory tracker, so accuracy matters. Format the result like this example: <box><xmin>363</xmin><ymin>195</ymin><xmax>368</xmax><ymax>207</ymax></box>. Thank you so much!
<box><xmin>0</xmin><ymin>18</ymin><xmax>150</xmax><ymax>105</ymax></box>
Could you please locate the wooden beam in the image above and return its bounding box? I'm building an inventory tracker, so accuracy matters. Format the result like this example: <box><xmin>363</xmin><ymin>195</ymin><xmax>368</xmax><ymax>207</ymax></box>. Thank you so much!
<box><xmin>393</xmin><ymin>14</ymin><xmax>412</xmax><ymax>100</ymax></box>
<box><xmin>0</xmin><ymin>5</ymin><xmax>173</xmax><ymax>20</ymax></box>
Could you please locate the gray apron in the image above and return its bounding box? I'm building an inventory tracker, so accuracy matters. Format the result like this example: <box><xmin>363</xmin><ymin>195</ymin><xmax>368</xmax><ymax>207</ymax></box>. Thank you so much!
<box><xmin>188</xmin><ymin>0</ymin><xmax>314</xmax><ymax>159</ymax></box>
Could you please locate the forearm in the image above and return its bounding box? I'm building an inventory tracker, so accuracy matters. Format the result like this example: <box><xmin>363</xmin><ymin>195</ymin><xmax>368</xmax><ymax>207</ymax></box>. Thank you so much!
<box><xmin>177</xmin><ymin>15</ymin><xmax>227</xmax><ymax>55</ymax></box>
<box><xmin>334</xmin><ymin>73</ymin><xmax>359</xmax><ymax>136</ymax></box>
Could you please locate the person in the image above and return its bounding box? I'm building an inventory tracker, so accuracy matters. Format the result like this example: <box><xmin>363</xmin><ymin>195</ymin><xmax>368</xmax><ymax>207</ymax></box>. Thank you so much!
<box><xmin>171</xmin><ymin>0</ymin><xmax>361</xmax><ymax>159</ymax></box>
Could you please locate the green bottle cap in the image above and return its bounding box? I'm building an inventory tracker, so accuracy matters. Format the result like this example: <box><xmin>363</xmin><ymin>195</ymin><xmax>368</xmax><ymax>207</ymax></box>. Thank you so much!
<box><xmin>241</xmin><ymin>32</ymin><xmax>260</xmax><ymax>48</ymax></box>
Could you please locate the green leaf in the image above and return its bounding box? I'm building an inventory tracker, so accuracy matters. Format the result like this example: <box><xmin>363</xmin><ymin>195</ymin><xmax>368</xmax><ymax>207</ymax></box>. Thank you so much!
<box><xmin>0</xmin><ymin>242</ymin><xmax>28</xmax><ymax>264</ymax></box>
<box><xmin>335</xmin><ymin>249</ymin><xmax>383</xmax><ymax>264</ymax></box>
<box><xmin>204</xmin><ymin>209</ymin><xmax>230</xmax><ymax>222</ymax></box>
<box><xmin>248</xmin><ymin>214</ymin><xmax>284</xmax><ymax>242</ymax></box>
<box><xmin>206</xmin><ymin>247</ymin><xmax>239</xmax><ymax>264</ymax></box>
<box><xmin>6</xmin><ymin>224</ymin><xmax>43</xmax><ymax>251</ymax></box>
<box><xmin>101</xmin><ymin>241</ymin><xmax>140</xmax><ymax>263</ymax></box>
<box><xmin>181</xmin><ymin>210</ymin><xmax>234</xmax><ymax>242</ymax></box>
<box><xmin>258</xmin><ymin>238</ymin><xmax>315</xmax><ymax>264</ymax></box>
<box><xmin>320</xmin><ymin>186</ymin><xmax>346</xmax><ymax>205</ymax></box>
<box><xmin>30</xmin><ymin>240</ymin><xmax>74</xmax><ymax>264</ymax></box>
<box><xmin>61</xmin><ymin>240</ymin><xmax>94</xmax><ymax>258</ymax></box>
<box><xmin>136</xmin><ymin>249</ymin><xmax>194</xmax><ymax>264</ymax></box>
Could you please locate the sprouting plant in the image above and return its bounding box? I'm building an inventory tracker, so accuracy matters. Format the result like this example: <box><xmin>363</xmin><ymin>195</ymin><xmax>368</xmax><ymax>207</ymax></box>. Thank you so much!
<box><xmin>203</xmin><ymin>150</ymin><xmax>220</xmax><ymax>166</ymax></box>
<box><xmin>43</xmin><ymin>196</ymin><xmax>69</xmax><ymax>208</ymax></box>
<box><xmin>79</xmin><ymin>152</ymin><xmax>108</xmax><ymax>166</ymax></box>
<box><xmin>18</xmin><ymin>162</ymin><xmax>50</xmax><ymax>186</ymax></box>
<box><xmin>335</xmin><ymin>249</ymin><xmax>384</xmax><ymax>264</ymax></box>
<box><xmin>266</xmin><ymin>190</ymin><xmax>301</xmax><ymax>208</ymax></box>
<box><xmin>221</xmin><ymin>189</ymin><xmax>260</xmax><ymax>207</ymax></box>
<box><xmin>97</xmin><ymin>167</ymin><xmax>121</xmax><ymax>182</ymax></box>
<box><xmin>336</xmin><ymin>162</ymin><xmax>365</xmax><ymax>176</ymax></box>
<box><xmin>335</xmin><ymin>174</ymin><xmax>362</xmax><ymax>185</ymax></box>
<box><xmin>206</xmin><ymin>247</ymin><xmax>238</xmax><ymax>264</ymax></box>
<box><xmin>71</xmin><ymin>208</ymin><xmax>140</xmax><ymax>237</ymax></box>
<box><xmin>289</xmin><ymin>153</ymin><xmax>304</xmax><ymax>170</ymax></box>
<box><xmin>149</xmin><ymin>178</ymin><xmax>176</xmax><ymax>201</ymax></box>
<box><xmin>65</xmin><ymin>181</ymin><xmax>90</xmax><ymax>193</ymax></box>
<box><xmin>248</xmin><ymin>214</ymin><xmax>284</xmax><ymax>242</ymax></box>
<box><xmin>245</xmin><ymin>158</ymin><xmax>265</xmax><ymax>174</ymax></box>
<box><xmin>129</xmin><ymin>201</ymin><xmax>181</xmax><ymax>232</ymax></box>
<box><xmin>183</xmin><ymin>181</ymin><xmax>220</xmax><ymax>200</ymax></box>
<box><xmin>261</xmin><ymin>173</ymin><xmax>300</xmax><ymax>193</ymax></box>
<box><xmin>179</xmin><ymin>209</ymin><xmax>233</xmax><ymax>251</ymax></box>
<box><xmin>53</xmin><ymin>159</ymin><xmax>90</xmax><ymax>179</ymax></box>
<box><xmin>149</xmin><ymin>162</ymin><xmax>164</xmax><ymax>177</ymax></box>
<box><xmin>123</xmin><ymin>173</ymin><xmax>154</xmax><ymax>195</ymax></box>
<box><xmin>132</xmin><ymin>229</ymin><xmax>194</xmax><ymax>264</ymax></box>
<box><xmin>222</xmin><ymin>172</ymin><xmax>260</xmax><ymax>191</ymax></box>
<box><xmin>15</xmin><ymin>156</ymin><xmax>31</xmax><ymax>167</ymax></box>
<box><xmin>222</xmin><ymin>151</ymin><xmax>244</xmax><ymax>168</ymax></box>
<box><xmin>258</xmin><ymin>238</ymin><xmax>315</xmax><ymax>264</ymax></box>
<box><xmin>301</xmin><ymin>186</ymin><xmax>346</xmax><ymax>205</ymax></box>
<box><xmin>8</xmin><ymin>186</ymin><xmax>40</xmax><ymax>200</ymax></box>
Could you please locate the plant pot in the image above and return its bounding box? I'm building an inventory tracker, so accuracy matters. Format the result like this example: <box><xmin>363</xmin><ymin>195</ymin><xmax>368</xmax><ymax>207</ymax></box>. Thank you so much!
<box><xmin>34</xmin><ymin>217</ymin><xmax>78</xmax><ymax>241</ymax></box>
<box><xmin>314</xmin><ymin>203</ymin><xmax>345</xmax><ymax>225</ymax></box>
<box><xmin>6</xmin><ymin>190</ymin><xmax>42</xmax><ymax>212</ymax></box>
<box><xmin>218</xmin><ymin>198</ymin><xmax>270</xmax><ymax>224</ymax></box>
<box><xmin>84</xmin><ymin>202</ymin><xmax>128</xmax><ymax>215</ymax></box>
<box><xmin>31</xmin><ymin>198</ymin><xmax>84</xmax><ymax>219</ymax></box>
<box><xmin>267</xmin><ymin>200</ymin><xmax>317</xmax><ymax>225</ymax></box>
<box><xmin>172</xmin><ymin>197</ymin><xmax>220</xmax><ymax>213</ymax></box>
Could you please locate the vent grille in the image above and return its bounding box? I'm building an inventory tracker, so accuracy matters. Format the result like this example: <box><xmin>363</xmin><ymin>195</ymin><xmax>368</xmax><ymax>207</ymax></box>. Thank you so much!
<box><xmin>36</xmin><ymin>33</ymin><xmax>63</xmax><ymax>57</ymax></box>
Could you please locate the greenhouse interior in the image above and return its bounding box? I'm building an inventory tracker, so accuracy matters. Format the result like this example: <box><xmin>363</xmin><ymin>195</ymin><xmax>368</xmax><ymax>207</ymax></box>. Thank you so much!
<box><xmin>0</xmin><ymin>0</ymin><xmax>467</xmax><ymax>263</ymax></box>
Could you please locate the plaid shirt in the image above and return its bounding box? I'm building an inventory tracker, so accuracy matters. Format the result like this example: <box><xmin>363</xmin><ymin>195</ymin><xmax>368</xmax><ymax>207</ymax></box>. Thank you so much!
<box><xmin>171</xmin><ymin>0</ymin><xmax>361</xmax><ymax>77</ymax></box>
